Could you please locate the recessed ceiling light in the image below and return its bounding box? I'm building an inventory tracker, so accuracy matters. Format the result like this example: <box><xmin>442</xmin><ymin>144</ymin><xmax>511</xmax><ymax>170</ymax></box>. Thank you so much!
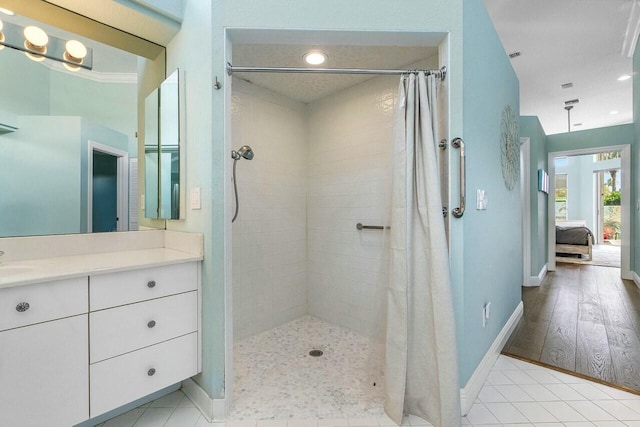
<box><xmin>610</xmin><ymin>110</ymin><xmax>619</xmax><ymax>115</ymax></box>
<box><xmin>618</xmin><ymin>74</ymin><xmax>632</xmax><ymax>81</ymax></box>
<box><xmin>0</xmin><ymin>7</ymin><xmax>14</xmax><ymax>16</ymax></box>
<box><xmin>303</xmin><ymin>51</ymin><xmax>327</xmax><ymax>66</ymax></box>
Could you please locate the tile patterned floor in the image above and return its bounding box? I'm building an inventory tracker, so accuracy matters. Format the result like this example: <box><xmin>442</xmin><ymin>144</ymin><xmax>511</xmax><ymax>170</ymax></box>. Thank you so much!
<box><xmin>100</xmin><ymin>355</ymin><xmax>640</xmax><ymax>426</ymax></box>
<box><xmin>230</xmin><ymin>316</ymin><xmax>384</xmax><ymax>420</ymax></box>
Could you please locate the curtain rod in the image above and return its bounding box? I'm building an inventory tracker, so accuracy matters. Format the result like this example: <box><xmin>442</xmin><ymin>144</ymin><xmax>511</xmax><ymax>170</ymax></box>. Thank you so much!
<box><xmin>226</xmin><ymin>62</ymin><xmax>447</xmax><ymax>80</ymax></box>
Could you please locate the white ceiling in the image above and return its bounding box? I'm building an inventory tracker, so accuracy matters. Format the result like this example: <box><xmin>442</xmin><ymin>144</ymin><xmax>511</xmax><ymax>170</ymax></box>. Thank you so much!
<box><xmin>232</xmin><ymin>44</ymin><xmax>438</xmax><ymax>103</ymax></box>
<box><xmin>483</xmin><ymin>0</ymin><xmax>634</xmax><ymax>135</ymax></box>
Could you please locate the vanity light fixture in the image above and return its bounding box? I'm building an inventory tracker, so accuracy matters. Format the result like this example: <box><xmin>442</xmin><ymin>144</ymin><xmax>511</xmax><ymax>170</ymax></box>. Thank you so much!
<box><xmin>0</xmin><ymin>19</ymin><xmax>93</xmax><ymax>70</ymax></box>
<box><xmin>618</xmin><ymin>74</ymin><xmax>631</xmax><ymax>81</ymax></box>
<box><xmin>303</xmin><ymin>50</ymin><xmax>327</xmax><ymax>65</ymax></box>
<box><xmin>24</xmin><ymin>25</ymin><xmax>48</xmax><ymax>61</ymax></box>
<box><xmin>0</xmin><ymin>7</ymin><xmax>13</xmax><ymax>16</ymax></box>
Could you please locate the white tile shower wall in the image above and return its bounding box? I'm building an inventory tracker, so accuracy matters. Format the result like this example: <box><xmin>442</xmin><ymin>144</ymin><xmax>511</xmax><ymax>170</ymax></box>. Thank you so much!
<box><xmin>231</xmin><ymin>78</ymin><xmax>308</xmax><ymax>341</ymax></box>
<box><xmin>306</xmin><ymin>55</ymin><xmax>440</xmax><ymax>337</ymax></box>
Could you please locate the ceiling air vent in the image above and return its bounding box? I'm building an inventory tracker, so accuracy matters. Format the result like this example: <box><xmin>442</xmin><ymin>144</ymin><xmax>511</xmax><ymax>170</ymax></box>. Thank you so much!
<box><xmin>561</xmin><ymin>82</ymin><xmax>573</xmax><ymax>89</ymax></box>
<box><xmin>564</xmin><ymin>99</ymin><xmax>580</xmax><ymax>105</ymax></box>
<box><xmin>573</xmin><ymin>123</ymin><xmax>583</xmax><ymax>127</ymax></box>
<box><xmin>508</xmin><ymin>51</ymin><xmax>521</xmax><ymax>59</ymax></box>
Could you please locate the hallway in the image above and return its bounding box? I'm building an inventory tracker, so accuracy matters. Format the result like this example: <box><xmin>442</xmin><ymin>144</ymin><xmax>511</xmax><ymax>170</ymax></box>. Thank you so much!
<box><xmin>503</xmin><ymin>264</ymin><xmax>640</xmax><ymax>391</ymax></box>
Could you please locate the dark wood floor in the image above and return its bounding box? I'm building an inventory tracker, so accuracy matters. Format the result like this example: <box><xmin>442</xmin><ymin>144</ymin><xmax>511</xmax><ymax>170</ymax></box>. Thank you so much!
<box><xmin>503</xmin><ymin>264</ymin><xmax>640</xmax><ymax>391</ymax></box>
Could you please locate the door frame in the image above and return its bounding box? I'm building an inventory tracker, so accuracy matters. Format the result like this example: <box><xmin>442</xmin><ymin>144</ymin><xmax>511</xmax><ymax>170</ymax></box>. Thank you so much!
<box><xmin>547</xmin><ymin>144</ymin><xmax>631</xmax><ymax>279</ymax></box>
<box><xmin>520</xmin><ymin>137</ymin><xmax>531</xmax><ymax>286</ymax></box>
<box><xmin>88</xmin><ymin>140</ymin><xmax>129</xmax><ymax>232</ymax></box>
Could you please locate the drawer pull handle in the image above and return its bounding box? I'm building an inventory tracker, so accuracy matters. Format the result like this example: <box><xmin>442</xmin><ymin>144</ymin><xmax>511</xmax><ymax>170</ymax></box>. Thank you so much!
<box><xmin>147</xmin><ymin>280</ymin><xmax>156</xmax><ymax>288</ymax></box>
<box><xmin>15</xmin><ymin>302</ymin><xmax>30</xmax><ymax>312</ymax></box>
<box><xmin>148</xmin><ymin>368</ymin><xmax>156</xmax><ymax>376</ymax></box>
<box><xmin>147</xmin><ymin>320</ymin><xmax>156</xmax><ymax>328</ymax></box>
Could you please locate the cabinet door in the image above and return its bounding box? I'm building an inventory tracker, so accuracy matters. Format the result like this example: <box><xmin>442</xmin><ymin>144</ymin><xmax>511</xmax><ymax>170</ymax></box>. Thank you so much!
<box><xmin>0</xmin><ymin>315</ymin><xmax>89</xmax><ymax>427</ymax></box>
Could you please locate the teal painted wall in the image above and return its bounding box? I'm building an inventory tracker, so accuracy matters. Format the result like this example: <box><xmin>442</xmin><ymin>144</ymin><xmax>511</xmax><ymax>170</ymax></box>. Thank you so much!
<box><xmin>634</xmin><ymin>37</ymin><xmax>640</xmax><ymax>274</ymax></box>
<box><xmin>0</xmin><ymin>117</ymin><xmax>82</xmax><ymax>237</ymax></box>
<box><xmin>520</xmin><ymin>116</ymin><xmax>548</xmax><ymax>277</ymax></box>
<box><xmin>460</xmin><ymin>0</ymin><xmax>521</xmax><ymax>384</ymax></box>
<box><xmin>0</xmin><ymin>116</ymin><xmax>129</xmax><ymax>237</ymax></box>
<box><xmin>50</xmin><ymin>72</ymin><xmax>138</xmax><ymax>155</ymax></box>
<box><xmin>0</xmin><ymin>48</ymin><xmax>50</xmax><ymax>115</ymax></box>
<box><xmin>0</xmin><ymin>46</ymin><xmax>137</xmax><ymax>157</ymax></box>
<box><xmin>547</xmin><ymin>124</ymin><xmax>634</xmax><ymax>153</ymax></box>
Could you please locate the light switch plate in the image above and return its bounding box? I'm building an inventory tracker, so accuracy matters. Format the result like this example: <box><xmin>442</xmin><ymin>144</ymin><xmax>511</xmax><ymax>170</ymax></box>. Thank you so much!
<box><xmin>190</xmin><ymin>187</ymin><xmax>201</xmax><ymax>210</ymax></box>
<box><xmin>476</xmin><ymin>189</ymin><xmax>487</xmax><ymax>210</ymax></box>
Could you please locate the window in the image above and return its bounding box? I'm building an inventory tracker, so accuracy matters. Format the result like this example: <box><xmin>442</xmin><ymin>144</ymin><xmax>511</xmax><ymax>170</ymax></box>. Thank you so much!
<box><xmin>555</xmin><ymin>174</ymin><xmax>567</xmax><ymax>221</ymax></box>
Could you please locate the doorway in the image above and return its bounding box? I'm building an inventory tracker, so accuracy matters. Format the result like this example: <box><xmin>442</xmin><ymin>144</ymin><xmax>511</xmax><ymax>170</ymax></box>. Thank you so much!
<box><xmin>547</xmin><ymin>145</ymin><xmax>631</xmax><ymax>278</ymax></box>
<box><xmin>88</xmin><ymin>141</ymin><xmax>129</xmax><ymax>233</ymax></box>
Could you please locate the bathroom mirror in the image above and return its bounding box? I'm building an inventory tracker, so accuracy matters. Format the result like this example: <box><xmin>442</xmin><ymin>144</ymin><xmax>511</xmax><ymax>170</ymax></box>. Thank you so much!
<box><xmin>144</xmin><ymin>69</ymin><xmax>180</xmax><ymax>220</ymax></box>
<box><xmin>0</xmin><ymin>11</ymin><xmax>167</xmax><ymax>238</ymax></box>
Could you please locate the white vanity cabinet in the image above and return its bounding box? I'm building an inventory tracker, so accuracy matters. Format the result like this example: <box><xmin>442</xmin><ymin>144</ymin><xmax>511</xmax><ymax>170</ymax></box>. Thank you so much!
<box><xmin>88</xmin><ymin>262</ymin><xmax>199</xmax><ymax>418</ymax></box>
<box><xmin>0</xmin><ymin>278</ymin><xmax>89</xmax><ymax>427</ymax></box>
<box><xmin>0</xmin><ymin>259</ymin><xmax>201</xmax><ymax>426</ymax></box>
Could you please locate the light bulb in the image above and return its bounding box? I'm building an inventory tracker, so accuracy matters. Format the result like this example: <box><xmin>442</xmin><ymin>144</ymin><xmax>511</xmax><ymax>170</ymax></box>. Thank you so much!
<box><xmin>65</xmin><ymin>39</ymin><xmax>87</xmax><ymax>60</ymax></box>
<box><xmin>0</xmin><ymin>7</ymin><xmax>14</xmax><ymax>16</ymax></box>
<box><xmin>303</xmin><ymin>51</ymin><xmax>327</xmax><ymax>65</ymax></box>
<box><xmin>24</xmin><ymin>26</ymin><xmax>48</xmax><ymax>48</ymax></box>
<box><xmin>0</xmin><ymin>17</ymin><xmax>3</xmax><ymax>32</ymax></box>
<box><xmin>617</xmin><ymin>75</ymin><xmax>631</xmax><ymax>81</ymax></box>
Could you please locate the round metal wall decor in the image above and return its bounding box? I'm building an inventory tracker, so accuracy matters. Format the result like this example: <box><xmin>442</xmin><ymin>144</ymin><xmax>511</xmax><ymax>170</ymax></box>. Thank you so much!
<box><xmin>500</xmin><ymin>104</ymin><xmax>520</xmax><ymax>190</ymax></box>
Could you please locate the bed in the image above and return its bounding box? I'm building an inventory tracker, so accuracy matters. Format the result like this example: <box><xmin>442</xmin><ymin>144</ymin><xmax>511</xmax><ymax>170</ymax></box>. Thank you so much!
<box><xmin>556</xmin><ymin>220</ymin><xmax>594</xmax><ymax>261</ymax></box>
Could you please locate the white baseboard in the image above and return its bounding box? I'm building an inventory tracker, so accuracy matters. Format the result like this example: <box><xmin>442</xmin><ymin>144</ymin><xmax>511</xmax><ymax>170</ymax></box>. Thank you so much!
<box><xmin>633</xmin><ymin>271</ymin><xmax>640</xmax><ymax>290</ymax></box>
<box><xmin>182</xmin><ymin>378</ymin><xmax>227</xmax><ymax>422</ymax></box>
<box><xmin>459</xmin><ymin>301</ymin><xmax>524</xmax><ymax>416</ymax></box>
<box><xmin>525</xmin><ymin>264</ymin><xmax>547</xmax><ymax>287</ymax></box>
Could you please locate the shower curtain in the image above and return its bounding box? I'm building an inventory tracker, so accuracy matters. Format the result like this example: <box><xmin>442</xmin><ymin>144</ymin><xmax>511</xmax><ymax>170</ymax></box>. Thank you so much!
<box><xmin>383</xmin><ymin>72</ymin><xmax>460</xmax><ymax>426</ymax></box>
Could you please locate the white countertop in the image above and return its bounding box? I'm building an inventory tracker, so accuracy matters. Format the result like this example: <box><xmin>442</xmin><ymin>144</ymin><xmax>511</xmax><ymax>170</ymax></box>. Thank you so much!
<box><xmin>0</xmin><ymin>248</ymin><xmax>203</xmax><ymax>289</ymax></box>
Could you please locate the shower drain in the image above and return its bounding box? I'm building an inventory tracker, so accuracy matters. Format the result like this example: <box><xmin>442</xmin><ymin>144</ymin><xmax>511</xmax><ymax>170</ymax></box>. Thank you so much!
<box><xmin>309</xmin><ymin>349</ymin><xmax>323</xmax><ymax>357</ymax></box>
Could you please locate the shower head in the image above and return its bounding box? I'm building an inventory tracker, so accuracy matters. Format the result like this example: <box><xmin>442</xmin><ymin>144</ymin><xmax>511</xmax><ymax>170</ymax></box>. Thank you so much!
<box><xmin>232</xmin><ymin>145</ymin><xmax>254</xmax><ymax>160</ymax></box>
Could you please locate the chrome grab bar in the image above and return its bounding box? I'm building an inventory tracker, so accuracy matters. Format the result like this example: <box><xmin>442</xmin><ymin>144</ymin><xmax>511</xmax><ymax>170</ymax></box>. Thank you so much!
<box><xmin>451</xmin><ymin>137</ymin><xmax>465</xmax><ymax>218</ymax></box>
<box><xmin>356</xmin><ymin>223</ymin><xmax>389</xmax><ymax>230</ymax></box>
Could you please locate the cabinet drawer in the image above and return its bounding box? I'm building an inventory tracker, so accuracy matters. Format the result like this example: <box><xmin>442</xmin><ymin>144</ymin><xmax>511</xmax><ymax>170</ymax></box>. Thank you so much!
<box><xmin>90</xmin><ymin>262</ymin><xmax>197</xmax><ymax>310</ymax></box>
<box><xmin>90</xmin><ymin>291</ymin><xmax>197</xmax><ymax>363</ymax></box>
<box><xmin>90</xmin><ymin>332</ymin><xmax>198</xmax><ymax>417</ymax></box>
<box><xmin>0</xmin><ymin>277</ymin><xmax>88</xmax><ymax>331</ymax></box>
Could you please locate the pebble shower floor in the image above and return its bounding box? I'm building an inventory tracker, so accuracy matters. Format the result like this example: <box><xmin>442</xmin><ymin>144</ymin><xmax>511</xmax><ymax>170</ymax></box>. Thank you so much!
<box><xmin>230</xmin><ymin>316</ymin><xmax>385</xmax><ymax>420</ymax></box>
